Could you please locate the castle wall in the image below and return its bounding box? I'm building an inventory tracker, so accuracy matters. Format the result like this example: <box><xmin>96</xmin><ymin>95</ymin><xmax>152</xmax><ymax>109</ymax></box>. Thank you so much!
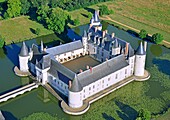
<box><xmin>81</xmin><ymin>65</ymin><xmax>131</xmax><ymax>100</ymax></box>
<box><xmin>48</xmin><ymin>74</ymin><xmax>69</xmax><ymax>96</ymax></box>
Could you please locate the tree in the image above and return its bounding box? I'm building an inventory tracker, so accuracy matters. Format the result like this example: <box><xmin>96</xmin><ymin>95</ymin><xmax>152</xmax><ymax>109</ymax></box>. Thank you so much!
<box><xmin>136</xmin><ymin>109</ymin><xmax>151</xmax><ymax>120</ymax></box>
<box><xmin>0</xmin><ymin>35</ymin><xmax>5</xmax><ymax>48</ymax></box>
<box><xmin>152</xmin><ymin>33</ymin><xmax>164</xmax><ymax>44</ymax></box>
<box><xmin>36</xmin><ymin>5</ymin><xmax>50</xmax><ymax>23</ymax></box>
<box><xmin>87</xmin><ymin>12</ymin><xmax>93</xmax><ymax>18</ymax></box>
<box><xmin>73</xmin><ymin>17</ymin><xmax>80</xmax><ymax>26</ymax></box>
<box><xmin>6</xmin><ymin>0</ymin><xmax>21</xmax><ymax>18</ymax></box>
<box><xmin>45</xmin><ymin>7</ymin><xmax>69</xmax><ymax>34</ymax></box>
<box><xmin>139</xmin><ymin>29</ymin><xmax>147</xmax><ymax>39</ymax></box>
<box><xmin>20</xmin><ymin>0</ymin><xmax>31</xmax><ymax>15</ymax></box>
<box><xmin>21</xmin><ymin>112</ymin><xmax>58</xmax><ymax>120</ymax></box>
<box><xmin>99</xmin><ymin>5</ymin><xmax>114</xmax><ymax>16</ymax></box>
<box><xmin>35</xmin><ymin>28</ymin><xmax>40</xmax><ymax>35</ymax></box>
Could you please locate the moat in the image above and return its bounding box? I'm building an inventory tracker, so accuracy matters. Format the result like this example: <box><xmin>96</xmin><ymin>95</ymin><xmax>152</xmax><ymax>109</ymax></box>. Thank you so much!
<box><xmin>0</xmin><ymin>23</ymin><xmax>170</xmax><ymax>119</ymax></box>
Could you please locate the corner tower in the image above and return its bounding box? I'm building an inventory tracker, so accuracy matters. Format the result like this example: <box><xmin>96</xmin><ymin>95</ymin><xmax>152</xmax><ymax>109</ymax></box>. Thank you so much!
<box><xmin>134</xmin><ymin>42</ymin><xmax>146</xmax><ymax>76</ymax></box>
<box><xmin>68</xmin><ymin>74</ymin><xmax>83</xmax><ymax>108</ymax></box>
<box><xmin>19</xmin><ymin>42</ymin><xmax>30</xmax><ymax>72</ymax></box>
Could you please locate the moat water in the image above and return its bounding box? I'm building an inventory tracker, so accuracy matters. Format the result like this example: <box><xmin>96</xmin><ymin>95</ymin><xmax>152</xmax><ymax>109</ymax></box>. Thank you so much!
<box><xmin>0</xmin><ymin>23</ymin><xmax>170</xmax><ymax>119</ymax></box>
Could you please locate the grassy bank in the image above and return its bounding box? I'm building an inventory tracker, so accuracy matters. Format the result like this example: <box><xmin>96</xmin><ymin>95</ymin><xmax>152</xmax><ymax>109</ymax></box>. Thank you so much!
<box><xmin>0</xmin><ymin>16</ymin><xmax>53</xmax><ymax>45</ymax></box>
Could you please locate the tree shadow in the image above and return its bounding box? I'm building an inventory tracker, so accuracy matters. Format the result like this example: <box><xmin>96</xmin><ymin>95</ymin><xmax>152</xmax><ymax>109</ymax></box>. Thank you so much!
<box><xmin>153</xmin><ymin>58</ymin><xmax>170</xmax><ymax>76</ymax></box>
<box><xmin>1</xmin><ymin>111</ymin><xmax>17</xmax><ymax>120</ymax></box>
<box><xmin>30</xmin><ymin>28</ymin><xmax>36</xmax><ymax>34</ymax></box>
<box><xmin>102</xmin><ymin>113</ymin><xmax>115</xmax><ymax>120</ymax></box>
<box><xmin>84</xmin><ymin>7</ymin><xmax>95</xmax><ymax>14</ymax></box>
<box><xmin>81</xmin><ymin>13</ymin><xmax>88</xmax><ymax>18</ymax></box>
<box><xmin>3</xmin><ymin>43</ymin><xmax>20</xmax><ymax>66</ymax></box>
<box><xmin>127</xmin><ymin>30</ymin><xmax>138</xmax><ymax>38</ymax></box>
<box><xmin>115</xmin><ymin>101</ymin><xmax>138</xmax><ymax>120</ymax></box>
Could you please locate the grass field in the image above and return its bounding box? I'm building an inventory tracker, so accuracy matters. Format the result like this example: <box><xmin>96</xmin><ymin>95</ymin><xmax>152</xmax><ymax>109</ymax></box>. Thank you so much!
<box><xmin>0</xmin><ymin>0</ymin><xmax>5</xmax><ymax>2</ymax></box>
<box><xmin>0</xmin><ymin>16</ymin><xmax>53</xmax><ymax>45</ymax></box>
<box><xmin>69</xmin><ymin>0</ymin><xmax>170</xmax><ymax>43</ymax></box>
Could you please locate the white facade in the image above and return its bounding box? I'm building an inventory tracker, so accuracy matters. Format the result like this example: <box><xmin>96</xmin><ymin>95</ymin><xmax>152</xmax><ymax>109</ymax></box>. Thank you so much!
<box><xmin>134</xmin><ymin>55</ymin><xmax>146</xmax><ymax>76</ymax></box>
<box><xmin>68</xmin><ymin>91</ymin><xmax>83</xmax><ymax>108</ymax></box>
<box><xmin>19</xmin><ymin>55</ymin><xmax>30</xmax><ymax>72</ymax></box>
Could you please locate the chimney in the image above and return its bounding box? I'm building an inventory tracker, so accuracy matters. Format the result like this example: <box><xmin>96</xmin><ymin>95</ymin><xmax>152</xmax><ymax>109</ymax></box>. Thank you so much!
<box><xmin>90</xmin><ymin>66</ymin><xmax>93</xmax><ymax>73</ymax></box>
<box><xmin>90</xmin><ymin>24</ymin><xmax>93</xmax><ymax>28</ymax></box>
<box><xmin>111</xmin><ymin>33</ymin><xmax>115</xmax><ymax>38</ymax></box>
<box><xmin>144</xmin><ymin>41</ymin><xmax>147</xmax><ymax>52</ymax></box>
<box><xmin>125</xmin><ymin>43</ymin><xmax>129</xmax><ymax>55</ymax></box>
<box><xmin>86</xmin><ymin>65</ymin><xmax>89</xmax><ymax>69</ymax></box>
<box><xmin>102</xmin><ymin>31</ymin><xmax>106</xmax><ymax>38</ymax></box>
<box><xmin>69</xmin><ymin>81</ymin><xmax>72</xmax><ymax>88</ymax></box>
<box><xmin>80</xmin><ymin>69</ymin><xmax>83</xmax><ymax>73</ymax></box>
<box><xmin>106</xmin><ymin>58</ymin><xmax>108</xmax><ymax>61</ymax></box>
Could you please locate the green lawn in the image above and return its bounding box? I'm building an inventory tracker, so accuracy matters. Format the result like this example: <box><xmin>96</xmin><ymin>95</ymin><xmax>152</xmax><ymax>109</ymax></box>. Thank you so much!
<box><xmin>0</xmin><ymin>0</ymin><xmax>5</xmax><ymax>2</ymax></box>
<box><xmin>0</xmin><ymin>16</ymin><xmax>53</xmax><ymax>45</ymax></box>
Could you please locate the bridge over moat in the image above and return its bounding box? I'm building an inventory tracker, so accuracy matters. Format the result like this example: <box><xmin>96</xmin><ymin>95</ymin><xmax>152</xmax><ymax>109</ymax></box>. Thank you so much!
<box><xmin>0</xmin><ymin>82</ymin><xmax>39</xmax><ymax>103</ymax></box>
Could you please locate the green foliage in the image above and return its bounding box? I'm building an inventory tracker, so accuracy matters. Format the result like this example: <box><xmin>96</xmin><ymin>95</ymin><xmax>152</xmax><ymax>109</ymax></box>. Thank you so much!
<box><xmin>36</xmin><ymin>5</ymin><xmax>50</xmax><ymax>22</ymax></box>
<box><xmin>139</xmin><ymin>29</ymin><xmax>147</xmax><ymax>39</ymax></box>
<box><xmin>73</xmin><ymin>17</ymin><xmax>80</xmax><ymax>26</ymax></box>
<box><xmin>136</xmin><ymin>109</ymin><xmax>151</xmax><ymax>120</ymax></box>
<box><xmin>87</xmin><ymin>12</ymin><xmax>93</xmax><ymax>18</ymax></box>
<box><xmin>20</xmin><ymin>0</ymin><xmax>31</xmax><ymax>15</ymax></box>
<box><xmin>21</xmin><ymin>112</ymin><xmax>58</xmax><ymax>120</ymax></box>
<box><xmin>45</xmin><ymin>7</ymin><xmax>69</xmax><ymax>34</ymax></box>
<box><xmin>99</xmin><ymin>5</ymin><xmax>114</xmax><ymax>16</ymax></box>
<box><xmin>152</xmin><ymin>33</ymin><xmax>164</xmax><ymax>44</ymax></box>
<box><xmin>0</xmin><ymin>35</ymin><xmax>5</xmax><ymax>48</ymax></box>
<box><xmin>35</xmin><ymin>28</ymin><xmax>40</xmax><ymax>35</ymax></box>
<box><xmin>6</xmin><ymin>0</ymin><xmax>21</xmax><ymax>18</ymax></box>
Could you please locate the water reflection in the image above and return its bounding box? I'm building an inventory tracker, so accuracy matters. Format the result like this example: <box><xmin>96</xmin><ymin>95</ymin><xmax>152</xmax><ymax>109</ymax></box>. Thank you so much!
<box><xmin>37</xmin><ymin>87</ymin><xmax>50</xmax><ymax>103</ymax></box>
<box><xmin>150</xmin><ymin>44</ymin><xmax>163</xmax><ymax>57</ymax></box>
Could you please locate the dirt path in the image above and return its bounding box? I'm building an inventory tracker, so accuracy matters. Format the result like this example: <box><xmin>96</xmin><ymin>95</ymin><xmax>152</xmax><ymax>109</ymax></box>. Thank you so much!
<box><xmin>100</xmin><ymin>16</ymin><xmax>170</xmax><ymax>46</ymax></box>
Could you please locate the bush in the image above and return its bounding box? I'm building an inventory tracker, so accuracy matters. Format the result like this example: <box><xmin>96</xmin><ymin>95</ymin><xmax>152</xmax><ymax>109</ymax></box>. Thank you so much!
<box><xmin>139</xmin><ymin>29</ymin><xmax>147</xmax><ymax>39</ymax></box>
<box><xmin>35</xmin><ymin>28</ymin><xmax>40</xmax><ymax>35</ymax></box>
<box><xmin>0</xmin><ymin>35</ymin><xmax>5</xmax><ymax>48</ymax></box>
<box><xmin>99</xmin><ymin>5</ymin><xmax>114</xmax><ymax>16</ymax></box>
<box><xmin>152</xmin><ymin>33</ymin><xmax>164</xmax><ymax>44</ymax></box>
<box><xmin>73</xmin><ymin>17</ymin><xmax>80</xmax><ymax>26</ymax></box>
<box><xmin>87</xmin><ymin>12</ymin><xmax>93</xmax><ymax>19</ymax></box>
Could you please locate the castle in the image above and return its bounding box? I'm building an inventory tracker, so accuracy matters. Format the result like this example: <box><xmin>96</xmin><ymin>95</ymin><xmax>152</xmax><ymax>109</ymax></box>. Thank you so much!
<box><xmin>18</xmin><ymin>11</ymin><xmax>148</xmax><ymax>110</ymax></box>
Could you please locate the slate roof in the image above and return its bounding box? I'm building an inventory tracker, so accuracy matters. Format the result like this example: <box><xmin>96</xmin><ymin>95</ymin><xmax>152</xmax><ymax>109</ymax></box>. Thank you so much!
<box><xmin>77</xmin><ymin>54</ymin><xmax>129</xmax><ymax>87</ymax></box>
<box><xmin>70</xmin><ymin>74</ymin><xmax>83</xmax><ymax>92</ymax></box>
<box><xmin>48</xmin><ymin>59</ymin><xmax>75</xmax><ymax>83</ymax></box>
<box><xmin>136</xmin><ymin>42</ymin><xmax>146</xmax><ymax>55</ymax></box>
<box><xmin>19</xmin><ymin>42</ymin><xmax>29</xmax><ymax>57</ymax></box>
<box><xmin>46</xmin><ymin>40</ymin><xmax>83</xmax><ymax>56</ymax></box>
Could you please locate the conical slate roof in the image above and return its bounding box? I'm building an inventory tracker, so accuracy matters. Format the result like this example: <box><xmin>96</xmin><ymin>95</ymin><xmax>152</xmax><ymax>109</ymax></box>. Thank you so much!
<box><xmin>136</xmin><ymin>42</ymin><xmax>146</xmax><ymax>55</ymax></box>
<box><xmin>19</xmin><ymin>42</ymin><xmax>29</xmax><ymax>57</ymax></box>
<box><xmin>70</xmin><ymin>74</ymin><xmax>83</xmax><ymax>92</ymax></box>
<box><xmin>83</xmin><ymin>30</ymin><xmax>87</xmax><ymax>37</ymax></box>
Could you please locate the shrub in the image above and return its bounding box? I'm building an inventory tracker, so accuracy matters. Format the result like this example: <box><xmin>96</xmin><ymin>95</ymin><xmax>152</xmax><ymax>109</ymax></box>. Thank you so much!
<box><xmin>35</xmin><ymin>28</ymin><xmax>40</xmax><ymax>35</ymax></box>
<box><xmin>152</xmin><ymin>33</ymin><xmax>164</xmax><ymax>44</ymax></box>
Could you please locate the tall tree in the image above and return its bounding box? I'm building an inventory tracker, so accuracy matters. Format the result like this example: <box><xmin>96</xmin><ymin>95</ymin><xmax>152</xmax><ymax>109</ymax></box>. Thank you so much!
<box><xmin>6</xmin><ymin>0</ymin><xmax>21</xmax><ymax>18</ymax></box>
<box><xmin>20</xmin><ymin>0</ymin><xmax>31</xmax><ymax>15</ymax></box>
<box><xmin>45</xmin><ymin>7</ymin><xmax>69</xmax><ymax>34</ymax></box>
<box><xmin>139</xmin><ymin>29</ymin><xmax>147</xmax><ymax>39</ymax></box>
<box><xmin>152</xmin><ymin>33</ymin><xmax>164</xmax><ymax>44</ymax></box>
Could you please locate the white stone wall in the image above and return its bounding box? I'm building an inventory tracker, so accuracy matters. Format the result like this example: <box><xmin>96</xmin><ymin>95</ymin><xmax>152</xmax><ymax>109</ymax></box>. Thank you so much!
<box><xmin>48</xmin><ymin>74</ymin><xmax>69</xmax><ymax>96</ymax></box>
<box><xmin>19</xmin><ymin>56</ymin><xmax>30</xmax><ymax>72</ymax></box>
<box><xmin>112</xmin><ymin>47</ymin><xmax>121</xmax><ymax>56</ymax></box>
<box><xmin>68</xmin><ymin>90</ymin><xmax>83</xmax><ymax>108</ymax></box>
<box><xmin>134</xmin><ymin>55</ymin><xmax>146</xmax><ymax>76</ymax></box>
<box><xmin>81</xmin><ymin>65</ymin><xmax>131</xmax><ymax>100</ymax></box>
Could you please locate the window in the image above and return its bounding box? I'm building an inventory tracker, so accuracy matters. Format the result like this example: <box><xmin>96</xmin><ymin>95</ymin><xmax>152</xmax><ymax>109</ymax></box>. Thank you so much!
<box><xmin>84</xmin><ymin>89</ymin><xmax>85</xmax><ymax>93</ymax></box>
<box><xmin>102</xmin><ymin>80</ymin><xmax>104</xmax><ymax>83</ymax></box>
<box><xmin>58</xmin><ymin>81</ymin><xmax>59</xmax><ymax>84</ymax></box>
<box><xmin>84</xmin><ymin>95</ymin><xmax>85</xmax><ymax>98</ymax></box>
<box><xmin>108</xmin><ymin>77</ymin><xmax>111</xmax><ymax>81</ymax></box>
<box><xmin>65</xmin><ymin>86</ymin><xmax>67</xmax><ymax>89</ymax></box>
<box><xmin>94</xmin><ymin>48</ymin><xmax>95</xmax><ymax>52</ymax></box>
<box><xmin>89</xmin><ymin>87</ymin><xmax>91</xmax><ymax>91</ymax></box>
<box><xmin>93</xmin><ymin>85</ymin><xmax>95</xmax><ymax>89</ymax></box>
<box><xmin>61</xmin><ymin>83</ymin><xmax>63</xmax><ymax>87</ymax></box>
<box><xmin>125</xmin><ymin>69</ymin><xmax>127</xmax><ymax>74</ymax></box>
<box><xmin>115</xmin><ymin>74</ymin><xmax>118</xmax><ymax>79</ymax></box>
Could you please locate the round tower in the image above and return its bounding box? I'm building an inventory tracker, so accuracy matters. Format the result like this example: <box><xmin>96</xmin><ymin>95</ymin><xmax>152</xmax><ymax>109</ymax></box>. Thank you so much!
<box><xmin>19</xmin><ymin>42</ymin><xmax>30</xmax><ymax>72</ymax></box>
<box><xmin>134</xmin><ymin>42</ymin><xmax>146</xmax><ymax>76</ymax></box>
<box><xmin>68</xmin><ymin>74</ymin><xmax>83</xmax><ymax>108</ymax></box>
